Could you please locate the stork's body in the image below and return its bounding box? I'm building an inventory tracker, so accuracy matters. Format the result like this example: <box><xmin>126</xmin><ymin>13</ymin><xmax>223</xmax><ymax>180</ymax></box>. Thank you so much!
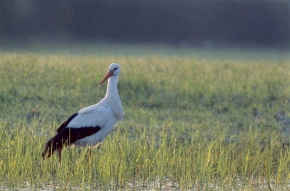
<box><xmin>42</xmin><ymin>63</ymin><xmax>124</xmax><ymax>163</ymax></box>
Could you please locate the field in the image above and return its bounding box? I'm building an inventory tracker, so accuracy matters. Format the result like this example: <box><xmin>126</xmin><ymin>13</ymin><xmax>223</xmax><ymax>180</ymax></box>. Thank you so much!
<box><xmin>1</xmin><ymin>47</ymin><xmax>290</xmax><ymax>190</ymax></box>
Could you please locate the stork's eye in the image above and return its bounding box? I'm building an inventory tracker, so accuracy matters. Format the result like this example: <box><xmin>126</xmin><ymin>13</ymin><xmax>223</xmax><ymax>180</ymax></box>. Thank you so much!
<box><xmin>114</xmin><ymin>67</ymin><xmax>117</xmax><ymax>71</ymax></box>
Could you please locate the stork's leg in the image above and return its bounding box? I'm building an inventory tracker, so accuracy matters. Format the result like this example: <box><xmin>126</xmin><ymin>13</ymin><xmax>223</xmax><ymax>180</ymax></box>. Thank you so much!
<box><xmin>58</xmin><ymin>147</ymin><xmax>63</xmax><ymax>165</ymax></box>
<box><xmin>87</xmin><ymin>148</ymin><xmax>92</xmax><ymax>162</ymax></box>
<box><xmin>89</xmin><ymin>148</ymin><xmax>92</xmax><ymax>158</ymax></box>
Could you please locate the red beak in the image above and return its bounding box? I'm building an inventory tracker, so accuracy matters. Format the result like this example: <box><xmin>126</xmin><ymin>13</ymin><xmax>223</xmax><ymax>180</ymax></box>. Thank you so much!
<box><xmin>99</xmin><ymin>70</ymin><xmax>113</xmax><ymax>85</ymax></box>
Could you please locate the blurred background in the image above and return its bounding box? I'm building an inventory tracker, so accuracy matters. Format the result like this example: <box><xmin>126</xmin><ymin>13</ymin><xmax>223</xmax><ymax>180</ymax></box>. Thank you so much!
<box><xmin>0</xmin><ymin>0</ymin><xmax>289</xmax><ymax>52</ymax></box>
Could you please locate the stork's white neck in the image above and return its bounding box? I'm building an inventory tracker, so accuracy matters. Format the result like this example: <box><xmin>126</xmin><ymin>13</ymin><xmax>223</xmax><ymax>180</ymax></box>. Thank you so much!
<box><xmin>105</xmin><ymin>75</ymin><xmax>119</xmax><ymax>99</ymax></box>
<box><xmin>103</xmin><ymin>74</ymin><xmax>124</xmax><ymax>122</ymax></box>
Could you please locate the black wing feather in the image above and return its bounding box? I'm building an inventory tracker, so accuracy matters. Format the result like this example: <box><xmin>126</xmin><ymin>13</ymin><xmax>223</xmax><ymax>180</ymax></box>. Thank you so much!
<box><xmin>53</xmin><ymin>126</ymin><xmax>102</xmax><ymax>147</ymax></box>
<box><xmin>42</xmin><ymin>112</ymin><xmax>101</xmax><ymax>159</ymax></box>
<box><xmin>56</xmin><ymin>112</ymin><xmax>78</xmax><ymax>133</ymax></box>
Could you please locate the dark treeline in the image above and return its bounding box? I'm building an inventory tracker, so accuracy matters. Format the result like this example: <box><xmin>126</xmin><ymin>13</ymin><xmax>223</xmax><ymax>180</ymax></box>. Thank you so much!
<box><xmin>1</xmin><ymin>0</ymin><xmax>290</xmax><ymax>47</ymax></box>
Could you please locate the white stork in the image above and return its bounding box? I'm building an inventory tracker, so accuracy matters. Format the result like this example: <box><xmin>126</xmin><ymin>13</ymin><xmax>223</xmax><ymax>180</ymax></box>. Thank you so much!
<box><xmin>42</xmin><ymin>63</ymin><xmax>124</xmax><ymax>163</ymax></box>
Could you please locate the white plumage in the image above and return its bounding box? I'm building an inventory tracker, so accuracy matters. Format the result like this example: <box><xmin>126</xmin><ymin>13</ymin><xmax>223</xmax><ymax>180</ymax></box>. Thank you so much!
<box><xmin>42</xmin><ymin>63</ymin><xmax>124</xmax><ymax>163</ymax></box>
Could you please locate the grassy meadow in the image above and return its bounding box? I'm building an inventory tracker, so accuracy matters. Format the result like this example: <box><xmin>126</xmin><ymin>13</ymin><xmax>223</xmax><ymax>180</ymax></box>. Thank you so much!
<box><xmin>1</xmin><ymin>49</ymin><xmax>290</xmax><ymax>190</ymax></box>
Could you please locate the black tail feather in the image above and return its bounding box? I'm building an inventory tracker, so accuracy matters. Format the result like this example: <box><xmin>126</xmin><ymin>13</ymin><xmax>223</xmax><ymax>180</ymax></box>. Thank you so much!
<box><xmin>42</xmin><ymin>137</ymin><xmax>59</xmax><ymax>159</ymax></box>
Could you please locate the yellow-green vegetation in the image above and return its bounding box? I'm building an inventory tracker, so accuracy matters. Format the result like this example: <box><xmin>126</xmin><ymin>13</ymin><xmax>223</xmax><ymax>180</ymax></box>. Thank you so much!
<box><xmin>1</xmin><ymin>52</ymin><xmax>290</xmax><ymax>190</ymax></box>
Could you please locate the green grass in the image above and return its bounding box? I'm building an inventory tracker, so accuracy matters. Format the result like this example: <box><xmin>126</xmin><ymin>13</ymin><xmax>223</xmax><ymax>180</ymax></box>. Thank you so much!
<box><xmin>1</xmin><ymin>51</ymin><xmax>290</xmax><ymax>190</ymax></box>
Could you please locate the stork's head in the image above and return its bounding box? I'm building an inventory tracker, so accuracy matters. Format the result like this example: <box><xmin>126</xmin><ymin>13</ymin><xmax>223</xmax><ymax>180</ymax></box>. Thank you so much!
<box><xmin>99</xmin><ymin>63</ymin><xmax>121</xmax><ymax>85</ymax></box>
